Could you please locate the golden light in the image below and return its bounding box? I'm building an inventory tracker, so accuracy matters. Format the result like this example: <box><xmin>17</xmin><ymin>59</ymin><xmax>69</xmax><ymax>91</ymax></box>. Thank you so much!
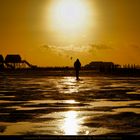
<box><xmin>62</xmin><ymin>111</ymin><xmax>79</xmax><ymax>135</ymax></box>
<box><xmin>49</xmin><ymin>0</ymin><xmax>91</xmax><ymax>34</ymax></box>
<box><xmin>65</xmin><ymin>100</ymin><xmax>78</xmax><ymax>104</ymax></box>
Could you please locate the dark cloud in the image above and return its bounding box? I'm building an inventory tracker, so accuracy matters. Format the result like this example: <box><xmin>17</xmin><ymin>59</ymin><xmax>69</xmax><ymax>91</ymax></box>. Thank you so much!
<box><xmin>41</xmin><ymin>45</ymin><xmax>51</xmax><ymax>50</ymax></box>
<box><xmin>130</xmin><ymin>45</ymin><xmax>140</xmax><ymax>50</ymax></box>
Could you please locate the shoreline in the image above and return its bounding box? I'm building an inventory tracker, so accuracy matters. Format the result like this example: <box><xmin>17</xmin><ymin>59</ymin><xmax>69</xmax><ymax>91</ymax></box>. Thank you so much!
<box><xmin>0</xmin><ymin>69</ymin><xmax>140</xmax><ymax>77</ymax></box>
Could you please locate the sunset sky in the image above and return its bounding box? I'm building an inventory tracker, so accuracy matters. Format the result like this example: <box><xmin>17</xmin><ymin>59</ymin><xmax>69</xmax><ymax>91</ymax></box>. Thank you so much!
<box><xmin>0</xmin><ymin>0</ymin><xmax>140</xmax><ymax>66</ymax></box>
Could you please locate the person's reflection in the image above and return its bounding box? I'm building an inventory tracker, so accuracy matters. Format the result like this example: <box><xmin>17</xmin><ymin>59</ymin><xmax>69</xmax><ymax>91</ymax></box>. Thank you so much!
<box><xmin>74</xmin><ymin>59</ymin><xmax>81</xmax><ymax>80</ymax></box>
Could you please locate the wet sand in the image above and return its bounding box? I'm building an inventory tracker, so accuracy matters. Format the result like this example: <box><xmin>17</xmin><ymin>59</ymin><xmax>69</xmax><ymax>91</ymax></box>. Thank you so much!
<box><xmin>0</xmin><ymin>72</ymin><xmax>140</xmax><ymax>135</ymax></box>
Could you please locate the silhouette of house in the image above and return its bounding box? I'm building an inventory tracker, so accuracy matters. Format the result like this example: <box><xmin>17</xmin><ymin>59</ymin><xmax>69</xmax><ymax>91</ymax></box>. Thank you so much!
<box><xmin>0</xmin><ymin>54</ymin><xmax>4</xmax><ymax>62</ymax></box>
<box><xmin>5</xmin><ymin>54</ymin><xmax>22</xmax><ymax>69</ymax></box>
<box><xmin>4</xmin><ymin>54</ymin><xmax>37</xmax><ymax>69</ymax></box>
<box><xmin>85</xmin><ymin>61</ymin><xmax>120</xmax><ymax>71</ymax></box>
<box><xmin>0</xmin><ymin>55</ymin><xmax>4</xmax><ymax>70</ymax></box>
<box><xmin>0</xmin><ymin>55</ymin><xmax>4</xmax><ymax>62</ymax></box>
<box><xmin>5</xmin><ymin>55</ymin><xmax>21</xmax><ymax>63</ymax></box>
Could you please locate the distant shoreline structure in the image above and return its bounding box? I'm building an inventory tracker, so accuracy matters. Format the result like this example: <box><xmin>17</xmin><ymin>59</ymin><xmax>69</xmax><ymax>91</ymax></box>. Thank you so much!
<box><xmin>0</xmin><ymin>54</ymin><xmax>140</xmax><ymax>76</ymax></box>
<box><xmin>1</xmin><ymin>68</ymin><xmax>140</xmax><ymax>77</ymax></box>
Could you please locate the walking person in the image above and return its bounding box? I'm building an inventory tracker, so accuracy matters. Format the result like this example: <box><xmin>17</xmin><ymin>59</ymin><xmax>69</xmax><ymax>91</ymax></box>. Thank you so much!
<box><xmin>74</xmin><ymin>59</ymin><xmax>81</xmax><ymax>80</ymax></box>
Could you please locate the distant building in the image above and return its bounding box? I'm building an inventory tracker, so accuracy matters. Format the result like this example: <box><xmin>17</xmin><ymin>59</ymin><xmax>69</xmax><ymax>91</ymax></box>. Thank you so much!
<box><xmin>0</xmin><ymin>55</ymin><xmax>4</xmax><ymax>70</ymax></box>
<box><xmin>0</xmin><ymin>55</ymin><xmax>4</xmax><ymax>62</ymax></box>
<box><xmin>84</xmin><ymin>61</ymin><xmax>120</xmax><ymax>71</ymax></box>
<box><xmin>0</xmin><ymin>54</ymin><xmax>37</xmax><ymax>70</ymax></box>
<box><xmin>5</xmin><ymin>54</ymin><xmax>22</xmax><ymax>63</ymax></box>
<box><xmin>5</xmin><ymin>54</ymin><xmax>22</xmax><ymax>69</ymax></box>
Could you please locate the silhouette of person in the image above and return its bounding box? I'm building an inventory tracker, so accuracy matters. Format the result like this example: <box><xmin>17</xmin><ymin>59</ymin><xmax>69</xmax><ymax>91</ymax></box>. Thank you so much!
<box><xmin>74</xmin><ymin>59</ymin><xmax>81</xmax><ymax>80</ymax></box>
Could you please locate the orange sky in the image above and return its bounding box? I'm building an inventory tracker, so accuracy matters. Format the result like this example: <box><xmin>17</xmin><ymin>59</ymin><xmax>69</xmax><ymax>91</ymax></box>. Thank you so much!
<box><xmin>0</xmin><ymin>0</ymin><xmax>140</xmax><ymax>66</ymax></box>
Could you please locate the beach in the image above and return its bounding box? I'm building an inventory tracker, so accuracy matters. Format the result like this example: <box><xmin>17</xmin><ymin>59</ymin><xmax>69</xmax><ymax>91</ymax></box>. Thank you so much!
<box><xmin>0</xmin><ymin>71</ymin><xmax>140</xmax><ymax>135</ymax></box>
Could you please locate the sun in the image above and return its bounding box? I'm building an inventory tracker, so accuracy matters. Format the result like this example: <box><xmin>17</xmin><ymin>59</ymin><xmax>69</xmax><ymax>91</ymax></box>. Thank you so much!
<box><xmin>49</xmin><ymin>0</ymin><xmax>90</xmax><ymax>33</ymax></box>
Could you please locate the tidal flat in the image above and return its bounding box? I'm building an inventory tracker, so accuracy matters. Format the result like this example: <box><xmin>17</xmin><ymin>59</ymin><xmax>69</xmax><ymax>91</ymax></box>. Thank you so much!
<box><xmin>0</xmin><ymin>71</ymin><xmax>140</xmax><ymax>135</ymax></box>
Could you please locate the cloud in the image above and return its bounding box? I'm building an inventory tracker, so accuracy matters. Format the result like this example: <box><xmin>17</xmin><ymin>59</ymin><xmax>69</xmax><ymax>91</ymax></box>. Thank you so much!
<box><xmin>89</xmin><ymin>44</ymin><xmax>112</xmax><ymax>50</ymax></box>
<box><xmin>41</xmin><ymin>44</ymin><xmax>51</xmax><ymax>50</ymax></box>
<box><xmin>130</xmin><ymin>44</ymin><xmax>140</xmax><ymax>50</ymax></box>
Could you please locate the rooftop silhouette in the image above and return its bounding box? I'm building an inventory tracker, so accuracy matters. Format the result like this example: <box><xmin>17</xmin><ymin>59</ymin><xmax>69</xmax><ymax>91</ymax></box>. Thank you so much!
<box><xmin>0</xmin><ymin>54</ymin><xmax>37</xmax><ymax>70</ymax></box>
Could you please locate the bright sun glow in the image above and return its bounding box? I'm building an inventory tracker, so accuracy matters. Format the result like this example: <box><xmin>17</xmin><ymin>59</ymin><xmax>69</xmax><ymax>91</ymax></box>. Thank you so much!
<box><xmin>49</xmin><ymin>0</ymin><xmax>90</xmax><ymax>33</ymax></box>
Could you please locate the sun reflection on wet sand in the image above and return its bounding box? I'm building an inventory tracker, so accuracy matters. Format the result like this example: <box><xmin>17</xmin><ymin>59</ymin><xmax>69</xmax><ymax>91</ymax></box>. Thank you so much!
<box><xmin>65</xmin><ymin>100</ymin><xmax>78</xmax><ymax>104</ymax></box>
<box><xmin>56</xmin><ymin>77</ymin><xmax>80</xmax><ymax>94</ymax></box>
<box><xmin>62</xmin><ymin>111</ymin><xmax>80</xmax><ymax>135</ymax></box>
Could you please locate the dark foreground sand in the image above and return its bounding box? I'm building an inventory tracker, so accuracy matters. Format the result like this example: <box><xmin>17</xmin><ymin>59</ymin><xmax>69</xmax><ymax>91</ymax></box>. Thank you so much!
<box><xmin>0</xmin><ymin>71</ymin><xmax>140</xmax><ymax>135</ymax></box>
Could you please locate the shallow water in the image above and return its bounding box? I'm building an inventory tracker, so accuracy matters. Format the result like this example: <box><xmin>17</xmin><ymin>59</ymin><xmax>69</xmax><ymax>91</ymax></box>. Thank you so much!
<box><xmin>0</xmin><ymin>73</ymin><xmax>140</xmax><ymax>135</ymax></box>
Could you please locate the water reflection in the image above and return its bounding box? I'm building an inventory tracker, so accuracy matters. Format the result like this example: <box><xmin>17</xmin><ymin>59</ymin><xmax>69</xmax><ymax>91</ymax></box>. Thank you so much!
<box><xmin>62</xmin><ymin>111</ymin><xmax>79</xmax><ymax>135</ymax></box>
<box><xmin>65</xmin><ymin>100</ymin><xmax>78</xmax><ymax>104</ymax></box>
<box><xmin>56</xmin><ymin>77</ymin><xmax>80</xmax><ymax>94</ymax></box>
